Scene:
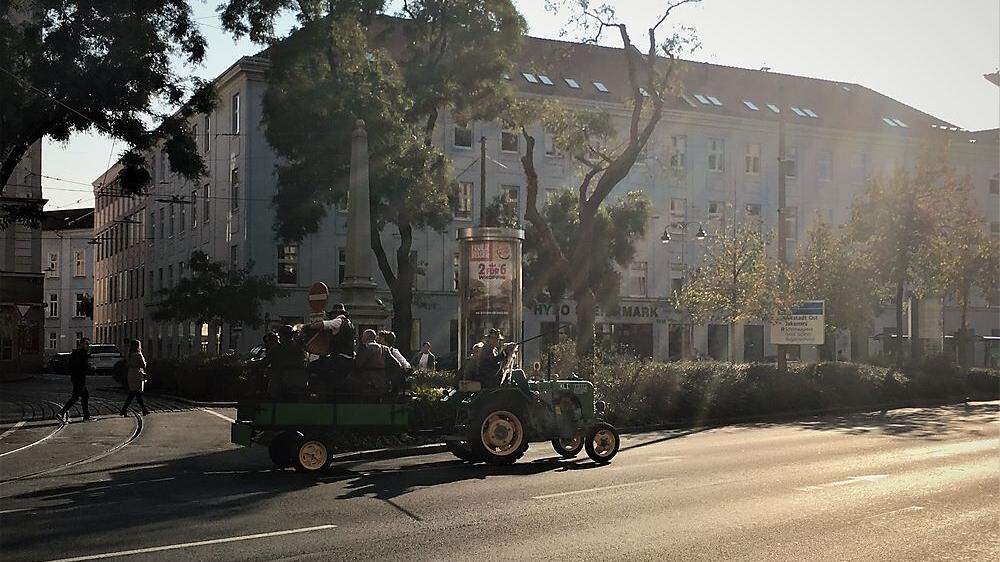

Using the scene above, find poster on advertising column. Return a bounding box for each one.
[770,300,825,345]
[468,240,513,312]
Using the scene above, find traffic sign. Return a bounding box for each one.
[307,282,329,313]
[771,300,825,345]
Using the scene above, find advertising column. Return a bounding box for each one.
[457,227,523,368]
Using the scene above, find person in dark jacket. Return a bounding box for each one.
[119,339,150,416]
[476,329,512,388]
[58,338,93,423]
[411,342,436,371]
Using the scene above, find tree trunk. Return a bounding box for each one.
[909,295,921,361]
[390,278,414,358]
[574,289,597,357]
[894,281,905,364]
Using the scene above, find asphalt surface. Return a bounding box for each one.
[0,375,997,561]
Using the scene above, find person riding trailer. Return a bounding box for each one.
[475,328,517,388]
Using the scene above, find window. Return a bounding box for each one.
[851,152,869,184]
[745,143,761,175]
[766,104,780,113]
[706,95,723,106]
[74,249,85,277]
[783,207,798,240]
[158,268,163,292]
[784,146,798,178]
[670,277,684,297]
[338,248,346,284]
[693,93,710,105]
[150,210,156,240]
[148,271,153,297]
[49,332,57,350]
[882,117,899,127]
[48,293,59,318]
[707,201,726,227]
[817,151,832,182]
[501,184,520,218]
[500,124,518,153]
[538,74,554,85]
[277,244,298,285]
[191,190,198,227]
[46,252,59,277]
[74,293,87,318]
[179,203,186,233]
[0,336,11,360]
[628,262,648,297]
[230,167,240,210]
[453,124,473,149]
[521,72,538,83]
[745,203,762,222]
[456,182,473,220]
[141,266,145,297]
[593,82,609,92]
[992,222,1000,235]
[669,198,687,222]
[76,332,84,347]
[203,114,210,152]
[158,208,165,242]
[564,78,580,88]
[168,265,173,289]
[638,87,650,97]
[160,150,167,178]
[202,184,210,219]
[452,253,460,291]
[231,93,240,134]
[803,108,819,118]
[891,118,908,128]
[178,261,185,280]
[168,204,175,237]
[707,138,725,172]
[670,136,686,170]
[989,174,998,194]
[790,106,807,117]
[743,100,760,111]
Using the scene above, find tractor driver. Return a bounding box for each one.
[476,328,514,388]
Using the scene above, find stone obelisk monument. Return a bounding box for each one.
[340,119,387,330]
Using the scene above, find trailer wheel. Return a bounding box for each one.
[292,437,330,473]
[268,432,296,468]
[551,431,584,458]
[584,422,620,464]
[446,440,480,462]
[469,408,528,465]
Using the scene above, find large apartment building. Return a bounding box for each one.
[41,208,95,355]
[92,31,1000,366]
[1,141,45,375]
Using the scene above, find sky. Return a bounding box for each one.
[39,0,1000,211]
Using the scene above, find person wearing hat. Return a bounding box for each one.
[476,328,512,388]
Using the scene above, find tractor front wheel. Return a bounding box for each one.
[551,431,584,458]
[469,408,529,465]
[584,423,620,464]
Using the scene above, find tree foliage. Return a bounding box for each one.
[1,0,216,224]
[221,1,525,355]
[512,1,699,354]
[151,251,285,328]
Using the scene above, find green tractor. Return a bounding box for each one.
[441,354,620,465]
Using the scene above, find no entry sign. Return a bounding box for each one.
[307,282,329,313]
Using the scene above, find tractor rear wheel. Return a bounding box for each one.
[446,440,480,462]
[551,431,584,458]
[268,431,296,468]
[468,408,529,465]
[584,423,620,464]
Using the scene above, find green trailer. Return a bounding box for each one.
[230,399,411,472]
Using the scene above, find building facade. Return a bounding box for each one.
[1,141,45,375]
[94,33,1000,366]
[41,208,94,355]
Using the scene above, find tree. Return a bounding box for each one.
[924,176,999,364]
[151,251,285,329]
[674,223,782,361]
[846,152,956,362]
[220,1,525,356]
[790,216,879,360]
[1,0,216,225]
[512,0,699,354]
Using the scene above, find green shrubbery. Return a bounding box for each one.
[539,343,998,427]
[146,354,248,401]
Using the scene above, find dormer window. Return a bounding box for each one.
[706,96,723,106]
[767,104,780,113]
[538,75,554,85]
[564,78,580,89]
[593,82,609,93]
[743,100,760,111]
[522,72,538,83]
[693,93,711,105]
[638,87,650,97]
[803,108,819,118]
[790,107,807,117]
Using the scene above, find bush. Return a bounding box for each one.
[145,354,247,401]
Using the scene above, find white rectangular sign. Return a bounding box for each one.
[770,301,825,345]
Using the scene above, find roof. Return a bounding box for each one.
[986,72,999,87]
[42,208,94,231]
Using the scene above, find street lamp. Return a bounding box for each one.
[695,226,707,240]
[660,228,671,244]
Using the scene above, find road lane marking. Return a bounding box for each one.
[199,408,235,423]
[533,477,674,499]
[0,421,26,442]
[42,524,338,562]
[796,474,888,492]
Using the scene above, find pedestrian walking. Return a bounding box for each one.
[119,339,150,416]
[58,338,93,423]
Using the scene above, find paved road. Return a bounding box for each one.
[0,376,997,561]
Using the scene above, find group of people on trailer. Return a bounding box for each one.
[255,303,415,400]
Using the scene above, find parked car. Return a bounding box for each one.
[46,352,72,374]
[88,344,125,378]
